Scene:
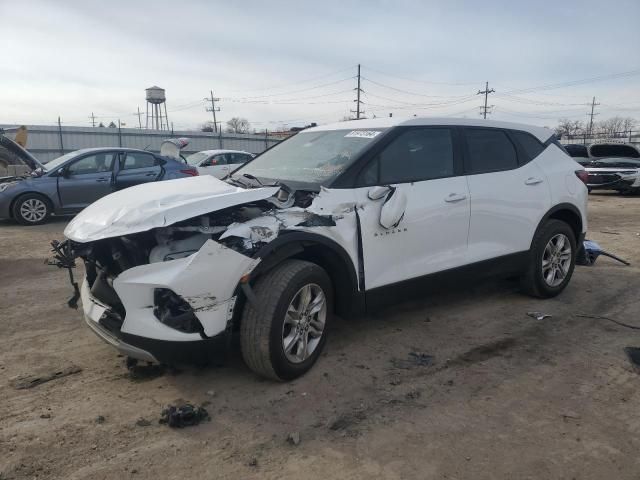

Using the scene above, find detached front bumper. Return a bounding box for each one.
[80,280,227,364]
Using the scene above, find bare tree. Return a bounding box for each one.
[554,118,584,138]
[622,117,637,134]
[200,121,215,132]
[226,117,251,134]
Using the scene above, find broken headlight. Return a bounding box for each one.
[153,288,204,335]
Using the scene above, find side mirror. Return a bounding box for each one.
[368,186,407,229]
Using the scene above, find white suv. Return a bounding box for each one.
[54,117,588,381]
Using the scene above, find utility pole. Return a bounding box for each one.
[205,90,221,132]
[351,64,364,120]
[477,81,495,119]
[89,112,96,127]
[57,116,64,155]
[136,107,143,129]
[587,96,600,138]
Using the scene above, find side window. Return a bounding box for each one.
[229,153,250,165]
[511,131,545,163]
[363,128,454,185]
[67,153,115,175]
[464,128,518,174]
[122,152,157,170]
[214,154,228,165]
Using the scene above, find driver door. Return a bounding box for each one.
[57,152,116,211]
[355,127,470,290]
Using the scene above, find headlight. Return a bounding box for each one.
[0,182,17,193]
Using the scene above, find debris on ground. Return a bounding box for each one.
[159,404,210,428]
[40,413,51,419]
[136,418,152,427]
[286,432,301,446]
[623,347,640,373]
[125,358,166,382]
[391,352,434,369]
[578,239,630,266]
[527,311,552,321]
[11,365,82,390]
[95,415,106,424]
[206,390,216,397]
[576,314,640,330]
[248,458,258,467]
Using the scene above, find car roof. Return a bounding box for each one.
[190,149,251,155]
[68,147,157,155]
[306,117,554,142]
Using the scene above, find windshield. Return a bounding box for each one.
[42,151,81,171]
[233,129,386,184]
[186,152,210,166]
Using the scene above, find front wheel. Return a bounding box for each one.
[521,219,577,298]
[12,193,51,225]
[240,259,333,381]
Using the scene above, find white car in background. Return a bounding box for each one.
[186,149,255,178]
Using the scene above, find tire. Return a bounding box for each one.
[520,219,577,298]
[12,193,51,225]
[240,259,333,381]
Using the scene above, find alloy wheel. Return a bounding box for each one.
[542,233,572,287]
[20,198,47,223]
[282,283,327,363]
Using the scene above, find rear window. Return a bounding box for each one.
[589,144,640,159]
[564,144,588,158]
[464,128,518,174]
[511,131,545,162]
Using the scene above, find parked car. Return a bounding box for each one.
[53,117,587,381]
[0,147,198,225]
[584,143,640,193]
[185,149,255,178]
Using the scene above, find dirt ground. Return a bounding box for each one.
[1,192,639,480]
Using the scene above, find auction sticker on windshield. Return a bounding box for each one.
[344,130,382,139]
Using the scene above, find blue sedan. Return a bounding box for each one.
[0,147,199,225]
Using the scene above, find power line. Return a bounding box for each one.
[477,82,495,119]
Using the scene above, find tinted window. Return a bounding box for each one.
[564,144,588,158]
[228,153,251,165]
[213,154,228,165]
[589,144,640,159]
[123,152,157,170]
[464,129,518,174]
[511,131,545,162]
[368,128,454,184]
[67,153,115,175]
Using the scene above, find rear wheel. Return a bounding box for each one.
[12,193,51,225]
[240,259,332,381]
[521,219,576,298]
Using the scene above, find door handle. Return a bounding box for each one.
[525,177,544,185]
[96,178,109,182]
[444,193,467,203]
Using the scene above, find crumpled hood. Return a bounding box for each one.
[65,176,279,242]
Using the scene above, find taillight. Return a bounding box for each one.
[575,170,589,184]
[180,168,199,177]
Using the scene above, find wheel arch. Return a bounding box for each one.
[531,203,583,249]
[9,191,55,219]
[247,231,362,318]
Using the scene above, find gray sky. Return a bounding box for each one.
[1,0,639,130]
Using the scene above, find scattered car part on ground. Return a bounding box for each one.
[159,404,210,428]
[51,117,588,381]
[185,149,255,178]
[526,311,552,320]
[623,347,640,373]
[0,146,199,225]
[578,239,630,266]
[10,365,82,390]
[575,314,640,330]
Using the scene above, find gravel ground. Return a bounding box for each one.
[1,192,639,480]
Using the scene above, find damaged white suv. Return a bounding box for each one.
[52,118,588,380]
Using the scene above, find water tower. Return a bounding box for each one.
[145,86,169,130]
